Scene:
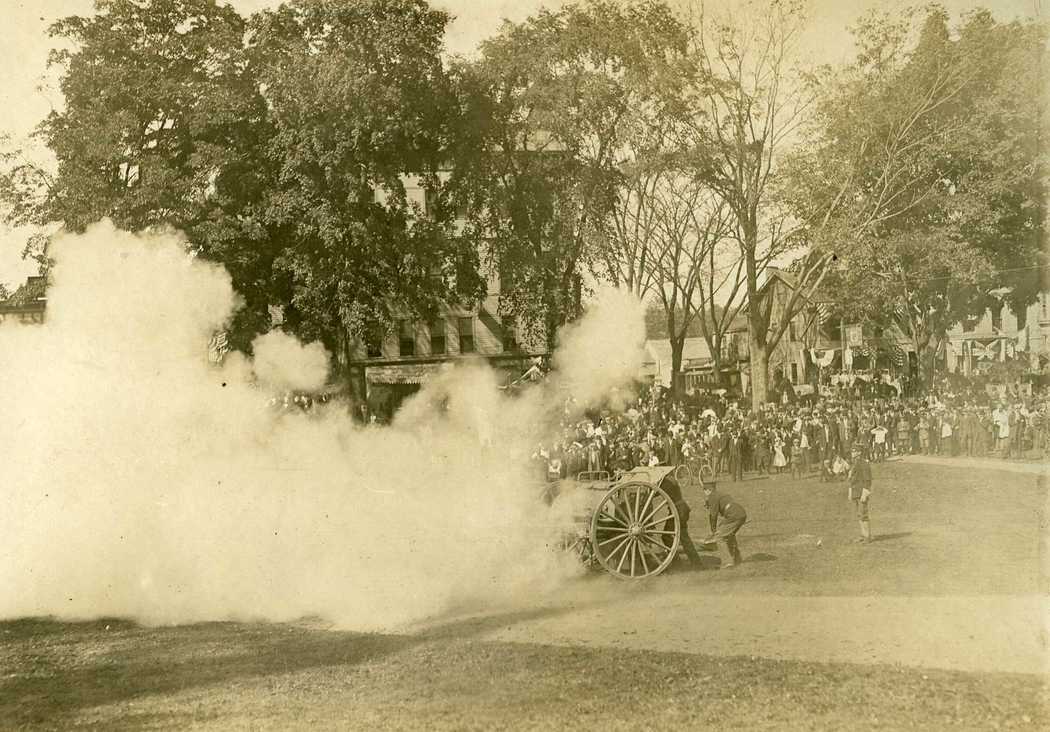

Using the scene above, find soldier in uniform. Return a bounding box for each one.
[654,472,703,568]
[702,480,748,569]
[848,444,873,543]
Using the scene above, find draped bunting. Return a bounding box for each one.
[809,348,837,368]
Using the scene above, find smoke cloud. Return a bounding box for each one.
[551,286,648,410]
[0,221,646,629]
[251,330,330,393]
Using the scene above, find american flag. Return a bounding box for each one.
[814,302,831,325]
[891,345,905,367]
[208,331,230,364]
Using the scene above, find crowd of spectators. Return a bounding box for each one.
[532,373,1050,484]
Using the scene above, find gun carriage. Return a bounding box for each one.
[554,466,698,580]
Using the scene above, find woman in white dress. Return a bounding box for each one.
[772,433,788,474]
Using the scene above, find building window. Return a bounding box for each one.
[789,321,796,341]
[430,319,446,355]
[790,363,798,384]
[502,325,518,353]
[1042,293,1047,319]
[365,333,382,359]
[991,307,1002,332]
[398,320,415,357]
[424,187,438,217]
[458,316,475,353]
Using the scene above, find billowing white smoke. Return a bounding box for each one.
[0,221,645,629]
[551,286,647,410]
[251,330,330,393]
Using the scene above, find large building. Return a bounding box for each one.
[724,268,914,394]
[944,294,1050,376]
[342,271,546,418]
[341,175,547,418]
[641,337,714,390]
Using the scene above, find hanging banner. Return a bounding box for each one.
[846,325,863,347]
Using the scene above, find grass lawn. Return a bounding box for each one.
[3,459,1046,729]
[673,458,1047,597]
[2,616,1045,730]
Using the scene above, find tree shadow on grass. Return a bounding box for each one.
[871,531,913,542]
[0,604,576,727]
[745,553,777,563]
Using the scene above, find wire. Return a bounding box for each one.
[867,262,1049,286]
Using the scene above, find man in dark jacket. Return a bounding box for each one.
[702,480,747,569]
[657,473,703,567]
[848,444,873,543]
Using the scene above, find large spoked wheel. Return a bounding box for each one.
[590,481,681,580]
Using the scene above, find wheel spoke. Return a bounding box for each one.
[605,534,632,562]
[596,529,630,547]
[630,540,637,577]
[637,542,650,574]
[638,499,669,526]
[616,538,632,573]
[611,500,631,525]
[640,513,676,530]
[639,534,672,556]
[632,487,641,525]
[636,490,656,529]
[643,529,678,536]
[597,508,627,528]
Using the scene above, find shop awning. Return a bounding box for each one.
[366,362,446,385]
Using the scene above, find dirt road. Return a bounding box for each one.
[469,586,1046,675]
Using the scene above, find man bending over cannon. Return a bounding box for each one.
[702,480,747,569]
[656,471,704,568]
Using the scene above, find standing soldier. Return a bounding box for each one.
[848,444,873,543]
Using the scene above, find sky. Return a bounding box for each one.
[0,0,1043,288]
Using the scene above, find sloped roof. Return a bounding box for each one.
[643,337,712,367]
[731,266,835,328]
[0,276,47,309]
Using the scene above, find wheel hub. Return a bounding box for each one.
[628,523,642,537]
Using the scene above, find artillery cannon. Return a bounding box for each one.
[557,466,696,580]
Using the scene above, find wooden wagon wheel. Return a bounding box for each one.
[590,480,681,580]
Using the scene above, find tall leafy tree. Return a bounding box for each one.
[941,11,1048,317]
[5,0,279,347]
[788,6,1047,386]
[248,0,485,358]
[461,0,692,350]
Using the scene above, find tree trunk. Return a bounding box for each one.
[710,351,723,386]
[919,345,937,390]
[912,330,934,392]
[741,217,768,411]
[670,335,685,401]
[751,342,770,411]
